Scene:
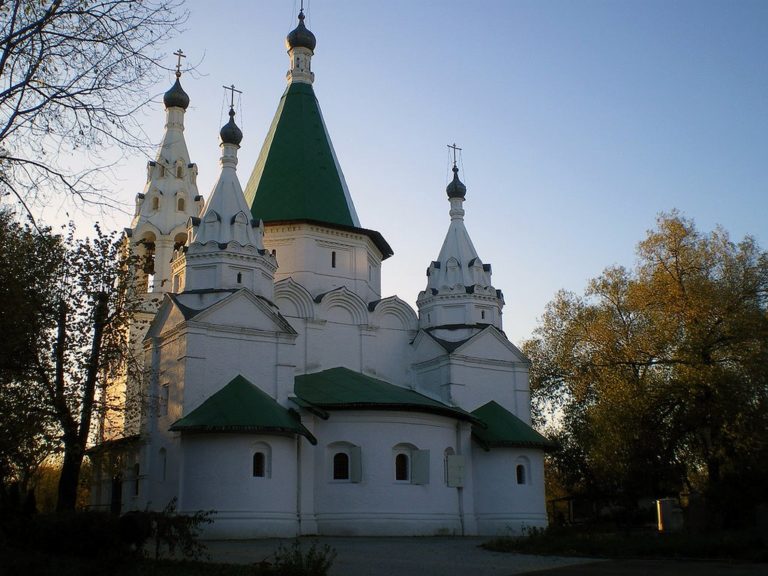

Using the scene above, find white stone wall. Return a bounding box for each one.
[179,433,299,538]
[265,223,382,303]
[310,411,469,536]
[472,447,547,535]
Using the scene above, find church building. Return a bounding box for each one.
[89,11,551,538]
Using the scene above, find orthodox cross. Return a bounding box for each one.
[223,84,243,110]
[173,49,186,76]
[447,142,462,167]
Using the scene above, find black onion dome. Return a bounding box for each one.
[163,76,190,110]
[220,109,243,146]
[286,10,316,51]
[446,165,467,199]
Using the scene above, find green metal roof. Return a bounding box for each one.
[244,82,358,228]
[170,375,316,443]
[471,401,555,450]
[294,367,476,422]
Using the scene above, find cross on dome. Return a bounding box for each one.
[173,48,186,78]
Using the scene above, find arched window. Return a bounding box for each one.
[516,464,526,485]
[237,272,242,284]
[176,165,183,178]
[253,452,266,477]
[159,165,166,178]
[394,443,430,485]
[151,196,159,211]
[395,453,409,481]
[251,443,272,478]
[333,452,349,480]
[177,198,185,211]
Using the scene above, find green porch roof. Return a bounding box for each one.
[294,367,476,422]
[170,375,316,443]
[471,401,555,450]
[244,82,358,228]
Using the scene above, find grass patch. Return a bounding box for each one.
[483,526,768,562]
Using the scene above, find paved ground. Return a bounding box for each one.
[203,537,599,575]
[202,537,768,576]
[523,558,768,576]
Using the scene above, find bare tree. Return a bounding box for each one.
[0,0,187,220]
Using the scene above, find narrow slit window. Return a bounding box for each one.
[331,251,336,268]
[516,464,526,485]
[481,310,486,320]
[176,165,183,178]
[253,452,266,477]
[237,272,242,284]
[177,198,185,211]
[395,453,409,481]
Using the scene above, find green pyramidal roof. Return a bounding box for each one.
[471,401,555,450]
[244,82,359,228]
[170,375,316,443]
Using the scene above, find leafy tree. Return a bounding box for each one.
[0,210,139,510]
[0,0,186,217]
[41,225,137,511]
[526,213,768,526]
[0,210,62,490]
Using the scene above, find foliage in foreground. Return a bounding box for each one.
[268,539,338,576]
[484,525,768,562]
[526,212,768,527]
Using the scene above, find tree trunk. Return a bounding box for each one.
[55,293,109,512]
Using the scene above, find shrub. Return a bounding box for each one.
[268,539,337,576]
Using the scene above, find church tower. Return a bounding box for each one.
[244,11,392,303]
[126,57,204,295]
[417,155,504,340]
[104,61,204,440]
[171,98,277,302]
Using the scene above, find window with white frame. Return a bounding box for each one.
[252,442,272,478]
[393,443,429,485]
[328,442,361,483]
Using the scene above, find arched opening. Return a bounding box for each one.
[177,198,185,211]
[151,196,159,211]
[516,464,526,485]
[333,452,349,480]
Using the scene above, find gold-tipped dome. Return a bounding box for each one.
[286,10,316,51]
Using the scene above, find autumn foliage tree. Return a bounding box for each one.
[526,213,768,526]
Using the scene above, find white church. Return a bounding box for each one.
[89,11,551,538]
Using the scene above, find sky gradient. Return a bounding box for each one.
[40,0,768,346]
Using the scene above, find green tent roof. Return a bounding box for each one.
[244,82,358,228]
[170,375,316,443]
[471,401,555,450]
[294,367,476,422]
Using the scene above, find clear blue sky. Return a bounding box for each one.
[42,0,768,346]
